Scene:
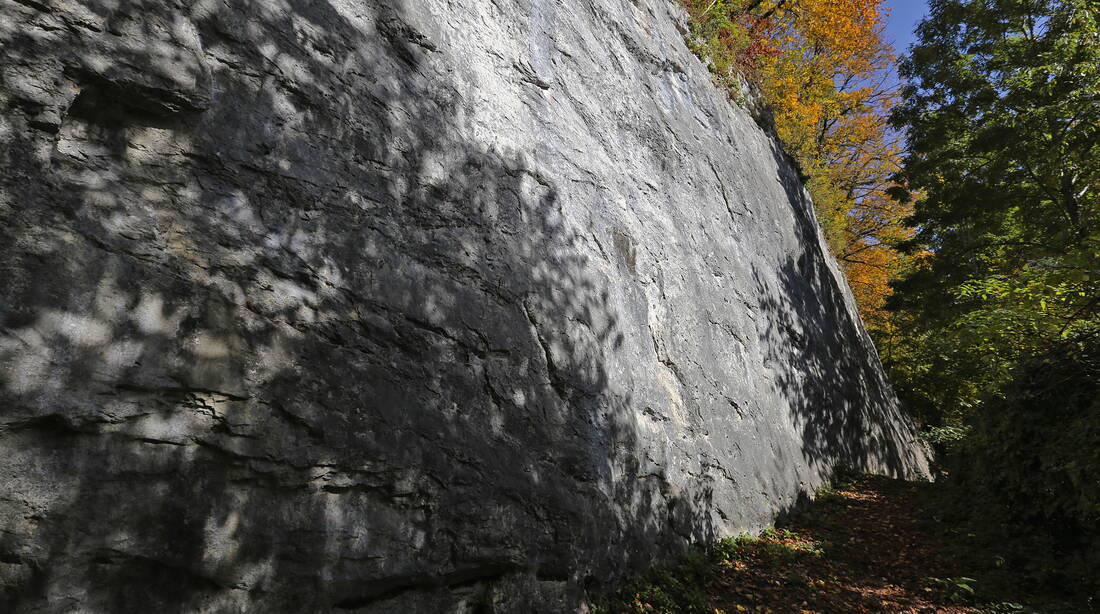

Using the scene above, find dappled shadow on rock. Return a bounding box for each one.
[0,1,709,612]
[0,0,927,612]
[756,142,929,482]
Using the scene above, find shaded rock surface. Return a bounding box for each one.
[0,0,929,611]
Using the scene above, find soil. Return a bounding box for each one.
[702,476,1052,614]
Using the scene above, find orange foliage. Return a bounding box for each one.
[706,0,914,332]
[680,0,915,333]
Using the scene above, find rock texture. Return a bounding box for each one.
[0,0,929,611]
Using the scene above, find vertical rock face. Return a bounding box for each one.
[0,0,929,611]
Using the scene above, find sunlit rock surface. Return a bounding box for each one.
[0,0,929,611]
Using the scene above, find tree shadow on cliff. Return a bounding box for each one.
[0,1,716,612]
[751,144,927,484]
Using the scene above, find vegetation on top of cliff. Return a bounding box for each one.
[680,0,915,336]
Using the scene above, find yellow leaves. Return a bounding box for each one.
[680,0,912,331]
[747,0,910,333]
[845,241,904,332]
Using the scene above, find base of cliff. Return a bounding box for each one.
[598,475,1089,614]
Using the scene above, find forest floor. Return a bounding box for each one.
[602,475,1086,614]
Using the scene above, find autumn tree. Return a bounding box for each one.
[681,0,917,336]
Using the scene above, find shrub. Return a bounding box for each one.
[943,332,1100,601]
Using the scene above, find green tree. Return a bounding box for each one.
[887,0,1100,420]
[888,1,1100,598]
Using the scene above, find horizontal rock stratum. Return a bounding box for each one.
[0,0,929,611]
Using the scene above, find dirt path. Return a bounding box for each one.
[705,476,982,614]
[604,476,1086,613]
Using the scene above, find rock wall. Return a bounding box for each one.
[0,0,929,611]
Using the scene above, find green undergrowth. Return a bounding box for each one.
[931,335,1100,609]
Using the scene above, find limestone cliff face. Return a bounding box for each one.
[0,0,929,611]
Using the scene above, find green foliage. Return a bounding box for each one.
[884,1,1100,602]
[886,0,1100,422]
[941,334,1100,601]
[758,527,795,540]
[681,0,765,92]
[598,529,826,613]
[718,530,825,565]
[927,575,978,604]
[812,486,849,506]
[595,549,715,614]
[919,424,970,448]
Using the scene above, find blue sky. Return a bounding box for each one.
[884,0,930,55]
